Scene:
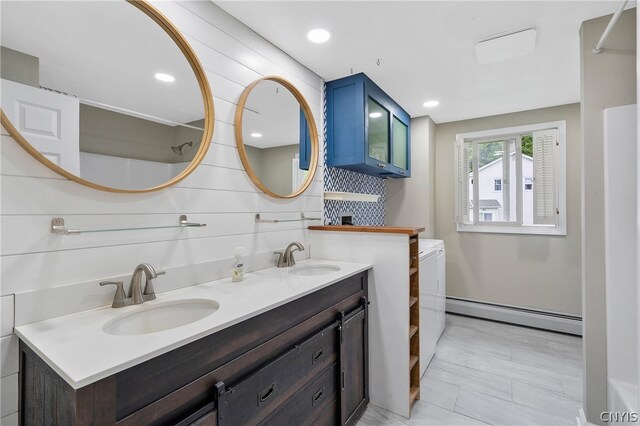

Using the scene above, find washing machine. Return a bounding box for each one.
[418,239,446,377]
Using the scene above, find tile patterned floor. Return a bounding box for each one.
[357,314,583,426]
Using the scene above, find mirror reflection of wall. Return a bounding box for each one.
[244,144,307,196]
[241,80,310,197]
[0,1,208,191]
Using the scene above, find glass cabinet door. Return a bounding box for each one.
[392,116,408,170]
[367,97,390,163]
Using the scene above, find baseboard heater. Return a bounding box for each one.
[446,297,582,336]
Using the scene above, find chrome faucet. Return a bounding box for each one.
[100,263,165,308]
[275,242,305,268]
[129,263,165,304]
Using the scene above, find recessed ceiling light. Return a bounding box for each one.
[369,112,382,118]
[251,133,263,138]
[423,100,440,108]
[307,28,331,43]
[154,73,175,83]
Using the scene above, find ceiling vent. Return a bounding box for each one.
[475,28,537,65]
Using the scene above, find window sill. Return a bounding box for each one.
[456,224,566,236]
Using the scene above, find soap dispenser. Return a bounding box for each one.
[231,247,245,283]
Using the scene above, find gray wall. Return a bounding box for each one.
[580,8,636,424]
[261,144,297,196]
[387,115,436,238]
[79,104,203,163]
[0,46,39,87]
[434,103,582,315]
[172,118,205,163]
[244,145,264,180]
[244,144,298,196]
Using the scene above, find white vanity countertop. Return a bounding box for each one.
[15,259,371,389]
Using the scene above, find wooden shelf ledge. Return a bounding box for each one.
[409,386,420,405]
[409,325,418,339]
[409,355,419,370]
[308,225,425,236]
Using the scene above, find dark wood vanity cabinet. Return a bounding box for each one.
[19,271,369,426]
[340,308,368,426]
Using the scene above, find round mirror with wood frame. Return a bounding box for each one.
[0,0,214,193]
[235,76,318,199]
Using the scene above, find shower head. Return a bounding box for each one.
[171,141,194,156]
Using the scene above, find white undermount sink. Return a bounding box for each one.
[288,264,341,276]
[102,299,219,336]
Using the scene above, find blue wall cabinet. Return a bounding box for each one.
[326,73,410,178]
[299,108,311,170]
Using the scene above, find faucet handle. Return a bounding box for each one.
[156,270,166,276]
[100,281,131,308]
[274,250,286,268]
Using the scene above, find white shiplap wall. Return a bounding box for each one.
[0,2,323,423]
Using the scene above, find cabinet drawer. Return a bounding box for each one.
[222,322,338,425]
[262,363,338,426]
[311,400,339,426]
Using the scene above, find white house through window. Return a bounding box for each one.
[524,177,533,191]
[454,121,566,235]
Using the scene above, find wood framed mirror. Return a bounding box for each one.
[235,76,318,199]
[0,0,214,193]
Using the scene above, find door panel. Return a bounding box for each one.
[1,78,80,174]
[340,304,368,425]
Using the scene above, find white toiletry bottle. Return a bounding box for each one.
[231,247,245,283]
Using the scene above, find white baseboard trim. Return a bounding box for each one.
[446,297,582,336]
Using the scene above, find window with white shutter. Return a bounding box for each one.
[454,121,566,235]
[532,129,558,225]
[455,141,471,224]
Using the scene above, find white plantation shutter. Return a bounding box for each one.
[532,129,558,225]
[455,141,470,224]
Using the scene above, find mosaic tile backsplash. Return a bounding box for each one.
[323,84,387,226]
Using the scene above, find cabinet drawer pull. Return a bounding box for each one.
[377,163,387,168]
[312,387,325,406]
[257,383,275,406]
[312,348,324,364]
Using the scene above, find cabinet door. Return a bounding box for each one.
[392,116,409,174]
[366,97,391,168]
[340,304,368,425]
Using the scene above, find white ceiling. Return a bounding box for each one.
[217,1,634,123]
[1,1,203,125]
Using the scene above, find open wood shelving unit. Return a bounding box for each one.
[307,225,427,417]
[409,234,420,409]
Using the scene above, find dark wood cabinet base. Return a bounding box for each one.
[19,271,369,425]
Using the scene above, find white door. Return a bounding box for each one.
[1,78,80,175]
[419,251,438,377]
[436,249,446,339]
